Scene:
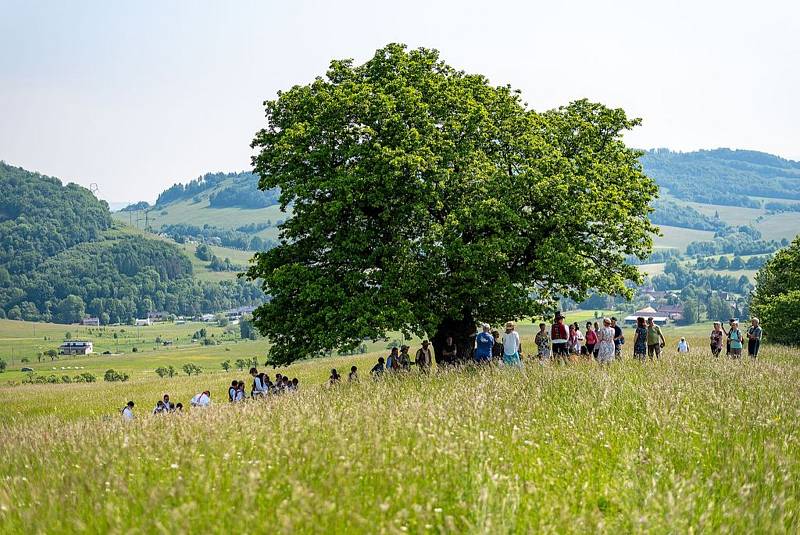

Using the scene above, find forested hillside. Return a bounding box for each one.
[641,148,800,207]
[155,171,279,209]
[0,163,262,324]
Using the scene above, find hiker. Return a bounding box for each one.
[251,368,268,397]
[291,378,299,391]
[722,318,736,356]
[551,312,569,361]
[611,317,624,359]
[191,390,211,407]
[747,318,763,358]
[162,394,174,411]
[646,317,665,359]
[568,324,577,354]
[474,323,494,363]
[710,322,724,357]
[329,369,341,385]
[228,380,238,402]
[535,323,551,360]
[121,401,135,420]
[633,317,648,360]
[441,336,458,366]
[370,357,385,377]
[348,366,358,382]
[282,376,292,391]
[502,321,522,366]
[677,337,690,353]
[153,400,166,414]
[728,320,744,358]
[415,340,433,370]
[386,347,400,371]
[573,323,584,355]
[596,318,616,364]
[398,346,412,369]
[585,322,598,358]
[491,330,504,361]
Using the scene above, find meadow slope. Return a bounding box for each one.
[1,345,799,533]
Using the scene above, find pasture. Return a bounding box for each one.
[0,339,798,533]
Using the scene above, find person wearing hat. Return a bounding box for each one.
[502,321,522,366]
[551,313,569,362]
[415,340,433,371]
[474,323,494,363]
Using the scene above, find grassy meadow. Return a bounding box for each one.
[1,339,799,533]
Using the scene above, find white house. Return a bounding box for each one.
[59,341,94,355]
[134,318,152,327]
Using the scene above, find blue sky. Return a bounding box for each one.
[1,0,798,202]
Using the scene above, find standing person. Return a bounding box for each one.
[611,317,624,359]
[441,336,458,366]
[550,313,569,362]
[596,318,616,364]
[474,324,494,364]
[398,346,412,369]
[121,401,135,420]
[370,357,385,377]
[251,368,267,397]
[646,317,666,360]
[585,322,597,359]
[747,318,763,358]
[568,324,577,354]
[502,321,522,366]
[386,347,400,371]
[710,322,724,357]
[415,340,433,371]
[728,321,744,359]
[633,317,648,360]
[677,337,690,354]
[535,323,551,361]
[190,390,211,407]
[721,318,736,356]
[573,323,584,355]
[348,366,359,382]
[228,380,238,402]
[491,330,504,362]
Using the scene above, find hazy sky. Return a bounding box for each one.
[2,0,799,203]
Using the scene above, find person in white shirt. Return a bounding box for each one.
[190,390,211,407]
[250,368,267,397]
[121,401,135,420]
[677,337,690,353]
[502,321,522,366]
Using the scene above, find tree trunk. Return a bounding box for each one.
[431,314,476,366]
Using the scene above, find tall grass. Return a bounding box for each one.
[1,343,799,533]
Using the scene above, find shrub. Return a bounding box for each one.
[182,363,202,376]
[0,358,6,373]
[104,369,129,382]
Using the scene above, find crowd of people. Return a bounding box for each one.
[121,314,765,419]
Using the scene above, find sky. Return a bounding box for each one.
[1,0,799,204]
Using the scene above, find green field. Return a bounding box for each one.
[112,196,286,242]
[652,225,715,252]
[0,330,798,532]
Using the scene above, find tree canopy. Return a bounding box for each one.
[247,44,659,365]
[751,235,800,345]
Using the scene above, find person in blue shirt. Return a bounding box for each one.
[474,323,494,363]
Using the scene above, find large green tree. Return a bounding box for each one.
[247,44,658,365]
[750,235,800,345]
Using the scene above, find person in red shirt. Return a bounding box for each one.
[551,312,569,363]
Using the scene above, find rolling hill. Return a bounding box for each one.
[0,162,263,324]
[116,149,800,256]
